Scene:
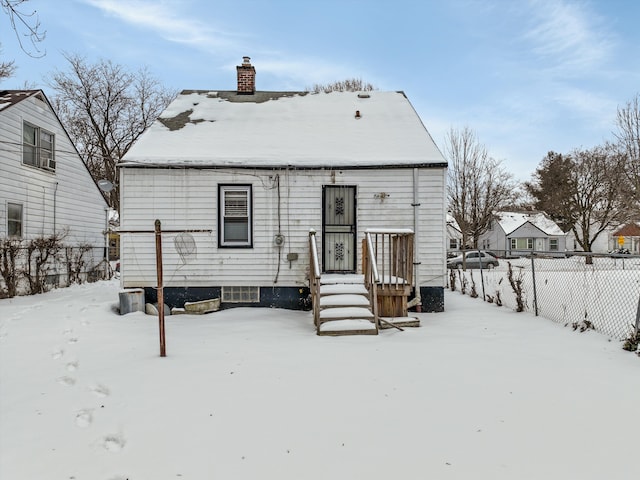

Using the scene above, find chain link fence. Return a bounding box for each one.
[448,251,640,341]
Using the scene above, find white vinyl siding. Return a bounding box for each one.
[119,167,446,289]
[0,92,106,253]
[220,185,252,246]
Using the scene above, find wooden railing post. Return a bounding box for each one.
[308,230,321,331]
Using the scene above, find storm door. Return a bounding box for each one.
[322,185,356,273]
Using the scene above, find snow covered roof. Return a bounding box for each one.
[613,222,640,237]
[120,90,446,169]
[496,211,565,236]
[0,90,43,112]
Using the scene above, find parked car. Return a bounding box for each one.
[447,251,499,269]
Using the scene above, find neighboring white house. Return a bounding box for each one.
[446,213,463,255]
[479,211,566,256]
[565,223,619,254]
[118,58,448,312]
[0,90,108,290]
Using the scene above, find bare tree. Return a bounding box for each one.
[446,126,516,254]
[527,146,628,257]
[306,78,376,93]
[613,93,640,207]
[0,48,15,79]
[49,53,176,212]
[1,0,45,57]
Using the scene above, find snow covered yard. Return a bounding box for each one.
[1,280,638,480]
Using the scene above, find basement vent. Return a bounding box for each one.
[222,286,260,303]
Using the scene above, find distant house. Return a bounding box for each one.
[565,223,619,254]
[612,222,640,254]
[0,90,108,291]
[446,213,463,254]
[479,211,566,256]
[118,58,448,314]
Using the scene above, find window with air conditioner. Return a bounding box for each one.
[23,122,55,171]
[219,185,252,247]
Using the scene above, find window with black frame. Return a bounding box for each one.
[219,185,252,247]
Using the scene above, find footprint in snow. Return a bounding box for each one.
[67,337,79,344]
[89,384,110,397]
[52,347,64,360]
[66,361,79,372]
[75,409,92,428]
[102,434,125,452]
[57,376,76,387]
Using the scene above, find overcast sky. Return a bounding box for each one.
[2,0,639,180]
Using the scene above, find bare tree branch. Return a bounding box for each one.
[0,53,16,79]
[446,126,516,251]
[306,78,376,93]
[1,0,46,57]
[49,53,176,212]
[527,146,628,256]
[613,93,640,207]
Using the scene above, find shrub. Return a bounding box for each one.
[0,238,21,298]
[507,262,525,312]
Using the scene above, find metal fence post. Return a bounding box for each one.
[478,248,486,301]
[635,293,640,338]
[531,253,538,316]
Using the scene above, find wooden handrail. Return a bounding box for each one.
[308,230,321,331]
[365,232,380,284]
[309,229,321,280]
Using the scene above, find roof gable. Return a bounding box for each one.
[613,222,640,237]
[121,90,446,168]
[496,211,565,236]
[0,90,45,112]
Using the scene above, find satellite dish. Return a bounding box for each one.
[97,179,115,192]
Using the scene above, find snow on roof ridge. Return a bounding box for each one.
[496,211,564,235]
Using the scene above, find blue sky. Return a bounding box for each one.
[2,0,639,180]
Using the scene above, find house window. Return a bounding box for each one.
[23,122,55,171]
[449,238,458,249]
[222,286,260,303]
[510,238,533,250]
[219,185,252,247]
[549,238,558,251]
[7,203,23,238]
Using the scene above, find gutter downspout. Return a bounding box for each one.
[407,168,422,311]
[53,181,58,234]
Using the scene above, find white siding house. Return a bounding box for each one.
[479,211,566,256]
[119,59,448,311]
[0,90,108,290]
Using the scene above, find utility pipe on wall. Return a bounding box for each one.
[53,181,58,234]
[408,168,421,311]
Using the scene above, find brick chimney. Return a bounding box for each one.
[236,56,256,94]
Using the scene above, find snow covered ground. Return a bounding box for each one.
[1,279,638,480]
